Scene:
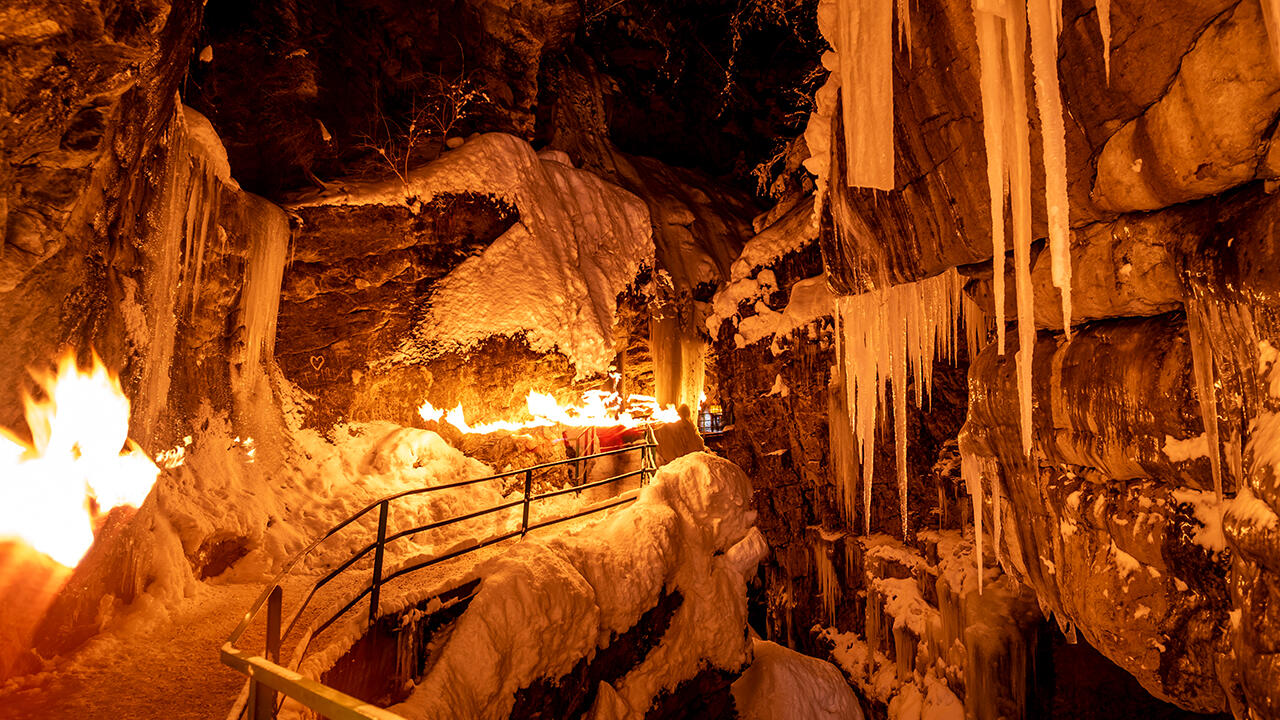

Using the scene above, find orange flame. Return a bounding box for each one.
[419,390,680,435]
[0,353,159,567]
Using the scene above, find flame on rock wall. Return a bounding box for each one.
[0,354,159,567]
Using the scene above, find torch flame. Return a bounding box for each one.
[419,389,681,435]
[0,352,159,567]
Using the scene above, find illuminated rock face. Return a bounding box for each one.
[797,0,1280,714]
[7,0,1280,716]
[961,317,1233,710]
[0,0,203,430]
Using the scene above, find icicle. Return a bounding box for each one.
[992,469,1003,564]
[909,289,924,407]
[239,206,291,395]
[1185,299,1224,501]
[896,0,913,60]
[829,315,860,525]
[1261,0,1280,70]
[835,0,895,189]
[837,269,965,536]
[963,294,988,358]
[962,451,985,595]
[813,539,841,626]
[973,6,1009,354]
[1005,0,1037,458]
[973,0,1071,455]
[890,291,909,540]
[1027,0,1073,338]
[1096,0,1112,82]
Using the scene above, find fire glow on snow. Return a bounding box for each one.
[418,389,680,435]
[0,353,159,567]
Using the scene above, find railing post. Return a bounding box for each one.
[641,426,658,484]
[250,585,282,719]
[368,500,389,628]
[521,469,533,536]
[267,585,282,663]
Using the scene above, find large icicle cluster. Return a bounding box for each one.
[972,0,1036,457]
[970,0,1120,454]
[835,269,965,539]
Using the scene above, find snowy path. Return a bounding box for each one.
[0,507,621,720]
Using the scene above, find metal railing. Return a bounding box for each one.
[221,429,659,720]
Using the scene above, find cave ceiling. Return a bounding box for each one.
[184,0,823,199]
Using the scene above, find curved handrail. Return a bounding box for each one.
[222,428,659,720]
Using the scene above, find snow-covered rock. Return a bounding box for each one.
[388,452,763,719]
[290,132,654,380]
[731,639,864,720]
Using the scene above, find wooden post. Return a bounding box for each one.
[368,501,389,628]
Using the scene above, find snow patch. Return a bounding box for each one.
[293,133,653,378]
[1225,486,1279,532]
[765,374,790,398]
[388,453,761,720]
[181,106,240,191]
[1171,487,1226,552]
[732,639,864,720]
[729,198,818,281]
[1163,433,1209,462]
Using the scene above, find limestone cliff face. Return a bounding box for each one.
[0,0,202,432]
[798,0,1280,715]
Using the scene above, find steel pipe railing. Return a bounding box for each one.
[222,427,660,720]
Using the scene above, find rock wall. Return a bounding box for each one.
[799,0,1280,716]
[0,0,202,432]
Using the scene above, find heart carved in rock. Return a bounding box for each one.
[310,355,325,371]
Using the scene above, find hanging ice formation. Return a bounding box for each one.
[1096,0,1112,81]
[973,7,1008,355]
[813,539,841,626]
[1185,295,1225,501]
[1027,0,1072,340]
[960,450,1002,594]
[835,269,966,539]
[971,0,1035,456]
[835,0,896,190]
[1261,0,1280,69]
[962,294,990,358]
[829,341,861,524]
[970,0,1114,455]
[239,205,291,398]
[896,0,913,59]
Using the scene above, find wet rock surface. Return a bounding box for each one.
[0,0,203,430]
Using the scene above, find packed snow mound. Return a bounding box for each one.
[389,453,764,720]
[735,274,836,349]
[293,133,654,378]
[729,196,817,282]
[181,105,240,191]
[731,639,865,720]
[161,416,502,582]
[709,271,835,351]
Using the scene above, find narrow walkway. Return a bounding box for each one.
[0,508,622,720]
